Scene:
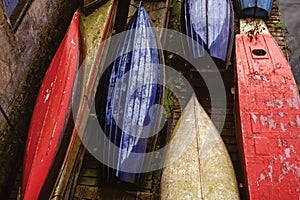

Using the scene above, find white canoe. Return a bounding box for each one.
[161,94,239,200]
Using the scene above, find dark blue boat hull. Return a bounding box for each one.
[2,0,18,17]
[181,0,234,67]
[96,3,164,185]
[235,0,274,18]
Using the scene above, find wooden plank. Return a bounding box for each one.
[221,128,237,137]
[113,0,130,33]
[74,187,155,200]
[79,168,100,178]
[74,185,100,199]
[77,177,100,186]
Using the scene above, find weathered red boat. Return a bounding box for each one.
[235,34,300,199]
[21,11,81,200]
[51,1,118,199]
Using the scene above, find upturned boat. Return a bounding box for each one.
[50,1,118,199]
[181,0,234,68]
[235,33,300,199]
[95,2,165,185]
[235,0,274,18]
[22,11,81,200]
[161,94,239,200]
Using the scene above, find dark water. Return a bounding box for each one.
[279,0,300,84]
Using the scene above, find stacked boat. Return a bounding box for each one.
[21,0,119,199]
[181,0,234,68]
[161,95,240,199]
[21,0,300,199]
[160,0,239,199]
[51,1,118,199]
[235,0,274,18]
[21,0,168,198]
[21,12,82,200]
[234,0,300,199]
[95,2,165,185]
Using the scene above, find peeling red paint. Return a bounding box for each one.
[22,12,80,200]
[236,34,300,199]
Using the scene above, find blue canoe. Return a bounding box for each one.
[235,0,274,18]
[182,0,234,68]
[96,3,164,185]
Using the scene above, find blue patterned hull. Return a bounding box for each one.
[96,3,164,185]
[235,0,274,18]
[182,0,234,67]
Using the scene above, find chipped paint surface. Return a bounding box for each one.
[22,12,80,200]
[236,34,300,199]
[251,113,258,123]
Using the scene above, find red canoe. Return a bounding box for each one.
[22,11,81,200]
[235,34,300,199]
[51,1,118,198]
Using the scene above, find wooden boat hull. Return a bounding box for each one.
[181,0,234,67]
[235,0,274,18]
[21,11,81,200]
[235,34,300,199]
[50,1,118,199]
[95,2,164,184]
[161,95,239,199]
